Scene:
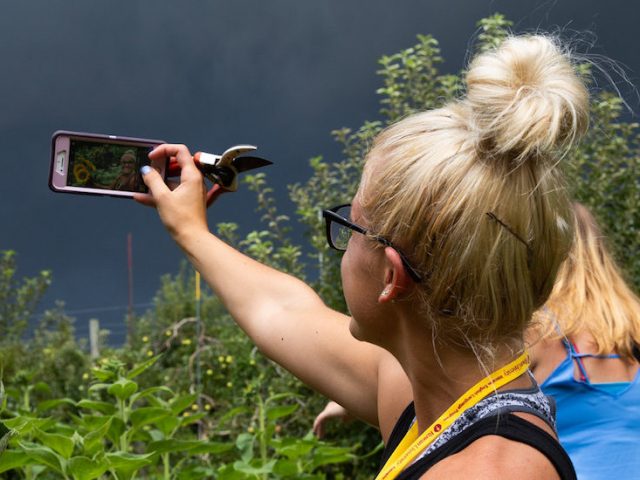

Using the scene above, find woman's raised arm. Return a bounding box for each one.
[135,143,389,427]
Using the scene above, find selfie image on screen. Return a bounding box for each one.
[67,140,151,193]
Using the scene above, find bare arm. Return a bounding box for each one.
[136,144,385,425]
[313,401,353,438]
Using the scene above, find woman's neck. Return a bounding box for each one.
[395,327,530,433]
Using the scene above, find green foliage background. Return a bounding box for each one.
[1,13,638,479]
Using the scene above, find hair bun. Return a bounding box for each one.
[465,35,589,163]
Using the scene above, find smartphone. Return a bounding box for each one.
[49,130,166,198]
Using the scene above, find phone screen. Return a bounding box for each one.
[67,139,153,193]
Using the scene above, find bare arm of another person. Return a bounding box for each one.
[313,401,352,439]
[135,144,394,427]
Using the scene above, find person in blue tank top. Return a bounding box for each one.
[529,203,640,480]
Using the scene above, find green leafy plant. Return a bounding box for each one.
[0,356,227,479]
[214,392,355,479]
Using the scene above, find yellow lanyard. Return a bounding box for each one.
[376,352,530,480]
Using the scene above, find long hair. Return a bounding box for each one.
[536,203,640,361]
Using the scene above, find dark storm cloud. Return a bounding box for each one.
[1,0,638,343]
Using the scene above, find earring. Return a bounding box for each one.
[381,287,391,296]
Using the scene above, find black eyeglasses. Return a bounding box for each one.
[321,204,423,283]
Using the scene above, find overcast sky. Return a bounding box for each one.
[2,0,638,344]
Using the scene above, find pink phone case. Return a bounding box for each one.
[49,130,166,198]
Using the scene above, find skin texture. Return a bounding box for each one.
[137,144,561,479]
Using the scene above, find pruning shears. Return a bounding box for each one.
[167,144,272,195]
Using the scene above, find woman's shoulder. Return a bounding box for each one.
[403,410,573,480]
[423,432,561,479]
[529,335,568,384]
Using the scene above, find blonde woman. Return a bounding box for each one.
[314,204,640,478]
[138,35,589,479]
[529,203,640,480]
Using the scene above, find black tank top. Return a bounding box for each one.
[379,401,576,480]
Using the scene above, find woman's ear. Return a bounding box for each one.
[378,247,412,303]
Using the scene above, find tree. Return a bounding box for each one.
[565,89,640,287]
[0,250,52,343]
[290,13,640,296]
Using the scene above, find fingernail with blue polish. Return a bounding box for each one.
[140,165,152,175]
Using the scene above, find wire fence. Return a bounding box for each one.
[30,301,156,346]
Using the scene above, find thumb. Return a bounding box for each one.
[140,165,169,196]
[134,165,169,207]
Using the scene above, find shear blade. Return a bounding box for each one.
[219,145,257,166]
[231,155,272,173]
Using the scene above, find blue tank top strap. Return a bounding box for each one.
[548,312,623,382]
[559,334,621,385]
[572,352,621,359]
[557,337,588,382]
[545,307,563,336]
[570,345,589,383]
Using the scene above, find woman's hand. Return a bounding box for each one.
[134,144,209,242]
[313,401,352,439]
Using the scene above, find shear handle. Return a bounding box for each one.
[166,152,211,177]
[164,153,236,207]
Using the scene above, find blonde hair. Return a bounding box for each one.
[536,203,640,361]
[358,35,589,356]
